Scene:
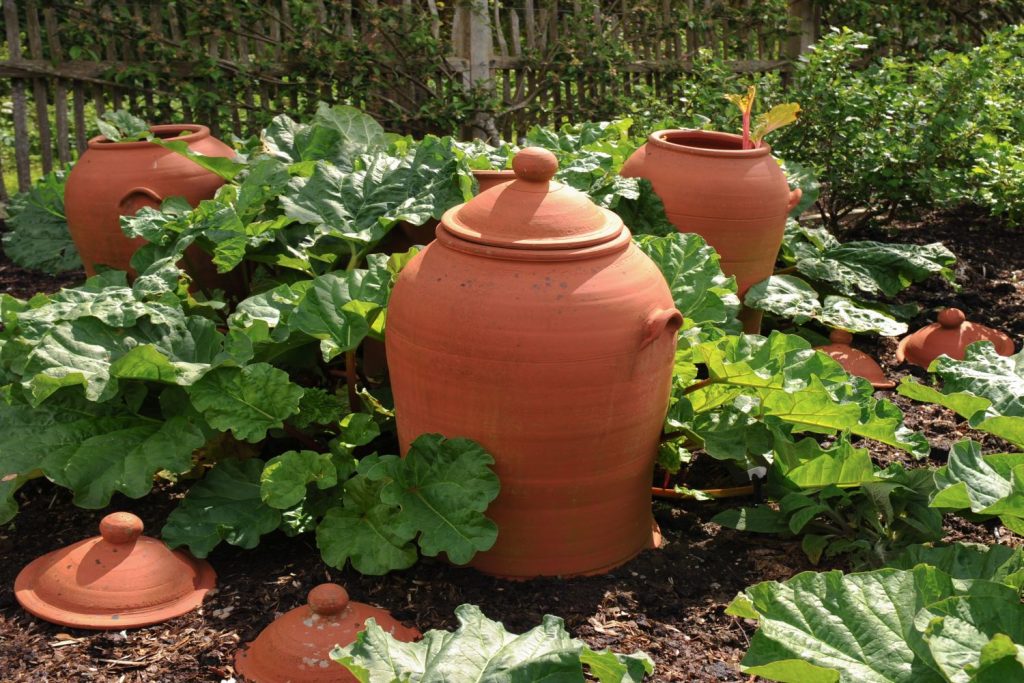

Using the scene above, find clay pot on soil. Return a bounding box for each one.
[64,124,236,287]
[387,147,681,579]
[621,129,802,333]
[816,330,894,389]
[896,307,1015,368]
[14,512,216,630]
[234,583,419,683]
[473,168,516,193]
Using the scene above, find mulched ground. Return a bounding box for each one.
[0,206,1021,682]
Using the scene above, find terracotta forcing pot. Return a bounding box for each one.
[64,124,235,277]
[386,147,681,579]
[621,129,801,333]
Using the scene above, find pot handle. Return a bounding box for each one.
[641,307,684,349]
[118,186,163,215]
[786,187,803,213]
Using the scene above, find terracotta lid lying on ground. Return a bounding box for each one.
[234,583,420,683]
[14,512,216,630]
[817,330,895,389]
[896,307,1015,369]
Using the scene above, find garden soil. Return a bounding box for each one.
[1,207,1022,682]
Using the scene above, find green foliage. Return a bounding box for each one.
[331,604,654,683]
[715,460,943,567]
[746,220,956,335]
[930,440,1024,535]
[728,564,1024,683]
[772,27,1024,227]
[889,542,1024,589]
[96,110,150,142]
[898,343,1024,449]
[2,167,80,274]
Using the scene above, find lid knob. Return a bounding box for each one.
[308,583,350,616]
[829,330,854,345]
[938,308,966,329]
[512,147,558,183]
[99,512,144,544]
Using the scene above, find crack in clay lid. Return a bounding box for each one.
[234,583,420,682]
[14,512,216,630]
[896,307,1015,369]
[441,147,625,250]
[817,329,894,389]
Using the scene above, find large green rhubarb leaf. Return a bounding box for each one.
[188,363,304,442]
[634,232,741,337]
[930,440,1024,534]
[891,542,1024,590]
[260,449,338,509]
[370,434,500,563]
[796,240,956,298]
[727,566,955,682]
[162,458,281,557]
[0,391,205,518]
[316,472,418,575]
[745,275,907,335]
[685,332,928,457]
[928,343,1024,417]
[331,604,654,683]
[731,565,1024,683]
[2,167,81,274]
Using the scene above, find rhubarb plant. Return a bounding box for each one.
[331,604,654,682]
[746,219,956,335]
[724,85,800,149]
[729,563,1024,683]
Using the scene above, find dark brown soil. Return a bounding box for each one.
[0,207,1020,682]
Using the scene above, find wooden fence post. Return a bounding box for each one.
[785,0,817,59]
[4,0,33,192]
[453,0,495,140]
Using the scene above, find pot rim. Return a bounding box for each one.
[648,129,772,158]
[87,123,210,150]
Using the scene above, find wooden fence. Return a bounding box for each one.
[1,0,815,201]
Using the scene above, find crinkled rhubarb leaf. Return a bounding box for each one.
[260,450,338,509]
[316,472,418,575]
[162,458,281,557]
[891,543,1024,590]
[930,440,1024,533]
[370,434,500,564]
[2,167,80,274]
[634,232,741,336]
[188,363,304,442]
[331,603,654,682]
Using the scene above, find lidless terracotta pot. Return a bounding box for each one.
[473,168,516,193]
[65,124,234,278]
[15,512,215,630]
[387,147,681,579]
[621,129,801,333]
[235,583,419,683]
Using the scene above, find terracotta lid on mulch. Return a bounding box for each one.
[234,583,420,683]
[14,512,216,630]
[817,330,894,389]
[442,147,625,251]
[896,307,1015,369]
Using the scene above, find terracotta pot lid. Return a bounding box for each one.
[14,512,216,630]
[896,308,1015,369]
[817,330,894,389]
[235,583,420,683]
[442,147,625,251]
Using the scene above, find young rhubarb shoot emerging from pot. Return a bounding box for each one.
[725,86,800,149]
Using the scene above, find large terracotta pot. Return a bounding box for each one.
[621,129,802,333]
[65,124,234,277]
[386,148,682,578]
